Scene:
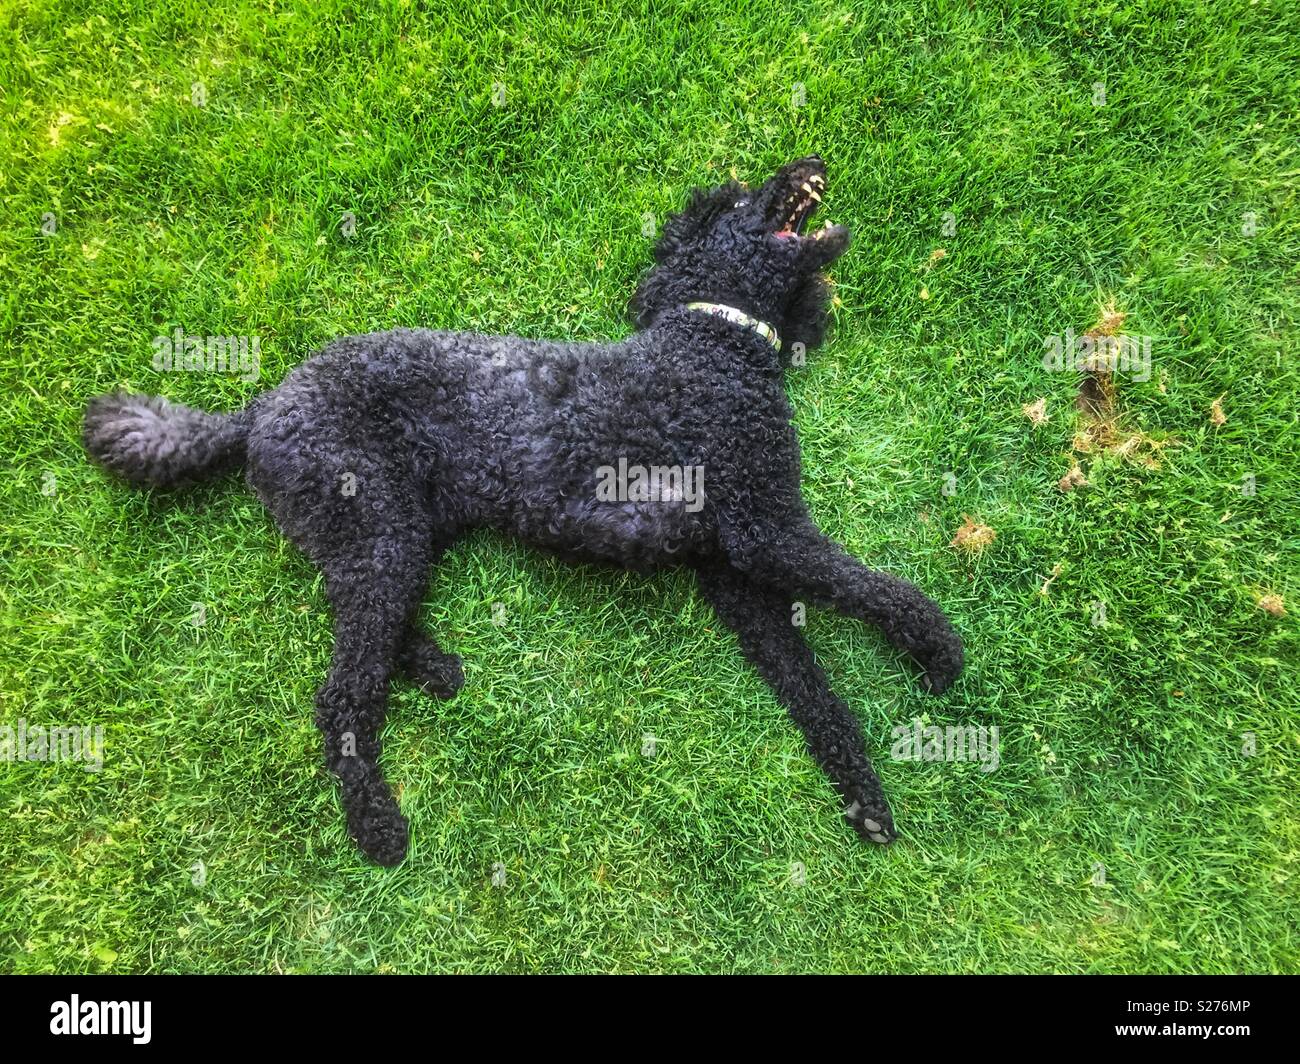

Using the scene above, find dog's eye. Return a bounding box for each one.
[733,199,749,209]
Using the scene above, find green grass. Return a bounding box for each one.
[2,0,1298,973]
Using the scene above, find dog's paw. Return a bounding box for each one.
[919,662,958,696]
[842,791,897,846]
[349,799,409,866]
[883,597,964,696]
[411,654,464,701]
[915,629,963,696]
[399,639,465,700]
[337,764,410,866]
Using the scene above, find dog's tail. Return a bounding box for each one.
[82,392,250,489]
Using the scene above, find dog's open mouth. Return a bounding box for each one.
[773,165,837,241]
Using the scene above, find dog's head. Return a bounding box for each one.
[630,156,850,353]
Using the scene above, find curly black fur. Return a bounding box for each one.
[83,156,962,865]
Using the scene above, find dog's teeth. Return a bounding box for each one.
[809,190,822,202]
[801,182,813,193]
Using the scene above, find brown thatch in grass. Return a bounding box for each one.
[1058,465,1088,492]
[1072,302,1170,469]
[1256,593,1286,618]
[1038,562,1064,597]
[1022,397,1050,426]
[950,514,996,553]
[1210,395,1227,427]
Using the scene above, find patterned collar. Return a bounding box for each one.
[684,302,781,351]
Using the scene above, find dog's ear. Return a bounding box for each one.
[651,182,744,262]
[631,181,745,328]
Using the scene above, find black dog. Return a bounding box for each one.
[84,156,963,865]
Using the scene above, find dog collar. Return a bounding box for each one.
[685,302,781,351]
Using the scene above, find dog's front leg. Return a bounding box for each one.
[719,513,963,694]
[696,561,896,844]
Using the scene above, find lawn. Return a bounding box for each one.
[1,0,1297,973]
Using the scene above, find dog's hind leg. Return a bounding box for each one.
[244,400,448,863]
[695,560,897,845]
[389,538,465,700]
[312,519,435,866]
